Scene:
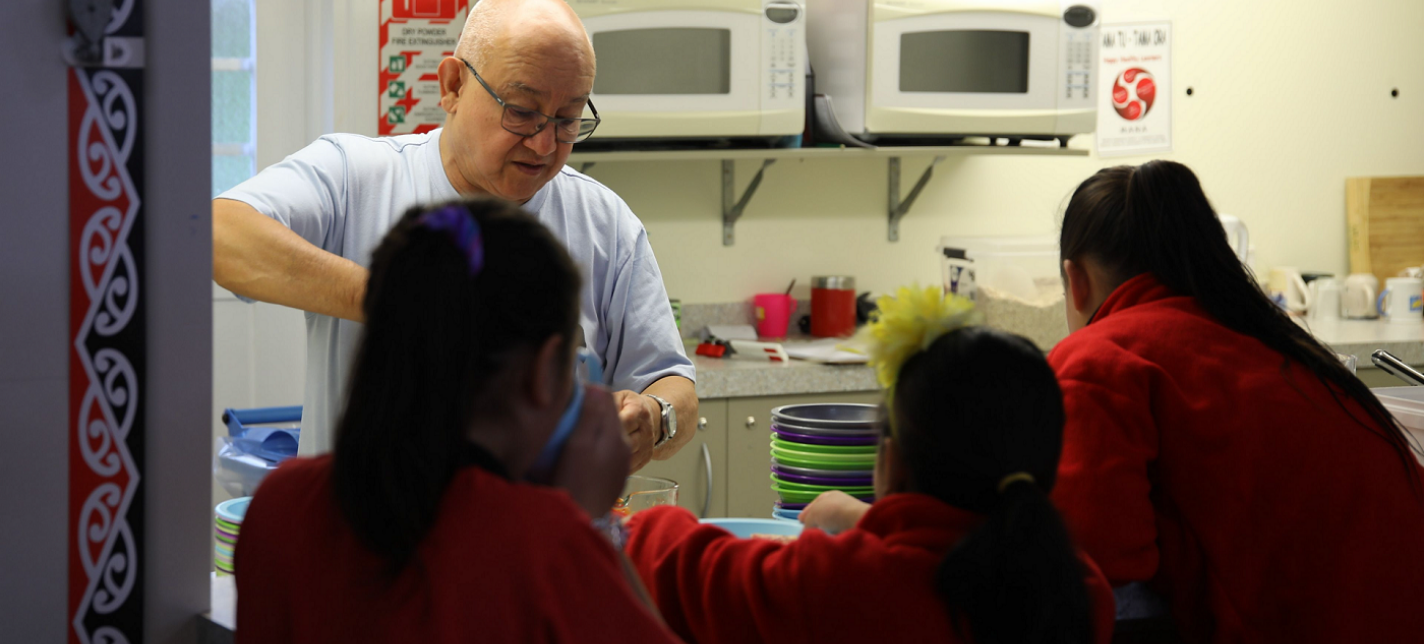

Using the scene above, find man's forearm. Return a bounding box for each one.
[643,375,697,460]
[213,198,368,322]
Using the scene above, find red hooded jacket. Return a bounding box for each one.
[1049,273,1424,642]
[626,493,1116,644]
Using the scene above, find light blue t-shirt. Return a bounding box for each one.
[219,129,694,455]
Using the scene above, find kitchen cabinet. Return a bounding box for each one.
[637,399,729,519]
[723,391,883,518]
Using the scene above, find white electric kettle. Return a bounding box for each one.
[1269,267,1313,314]
[1219,215,1249,264]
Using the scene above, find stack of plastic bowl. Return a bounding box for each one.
[768,403,880,520]
[214,497,250,576]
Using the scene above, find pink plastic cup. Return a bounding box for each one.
[754,294,797,339]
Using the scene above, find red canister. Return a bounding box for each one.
[811,276,857,337]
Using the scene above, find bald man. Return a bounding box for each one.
[213,0,696,471]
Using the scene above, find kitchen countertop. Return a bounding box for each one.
[692,353,877,399]
[1297,317,1424,365]
[689,319,1424,399]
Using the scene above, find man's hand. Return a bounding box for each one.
[549,385,631,518]
[800,490,872,535]
[612,390,660,473]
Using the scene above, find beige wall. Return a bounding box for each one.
[579,0,1424,303]
[255,0,1424,304]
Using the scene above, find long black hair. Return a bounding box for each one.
[893,326,1093,644]
[1060,160,1421,490]
[332,198,581,572]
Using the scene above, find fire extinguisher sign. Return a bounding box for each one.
[378,0,470,136]
[1096,21,1172,158]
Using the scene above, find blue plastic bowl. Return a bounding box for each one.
[215,497,251,524]
[700,517,804,539]
[771,508,803,522]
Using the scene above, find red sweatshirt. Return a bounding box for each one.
[625,493,1116,644]
[1049,273,1424,642]
[235,455,679,644]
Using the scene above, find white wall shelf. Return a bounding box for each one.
[565,144,1089,245]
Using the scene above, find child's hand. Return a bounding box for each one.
[800,490,872,535]
[550,385,631,518]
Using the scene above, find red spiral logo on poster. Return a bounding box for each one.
[1111,67,1156,121]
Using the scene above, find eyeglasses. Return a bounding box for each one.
[460,58,600,144]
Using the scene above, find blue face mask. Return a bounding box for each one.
[527,348,603,482]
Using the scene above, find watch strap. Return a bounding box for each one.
[647,393,675,448]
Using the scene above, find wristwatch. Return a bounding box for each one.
[646,393,677,449]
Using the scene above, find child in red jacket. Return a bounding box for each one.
[234,200,675,644]
[1051,160,1424,642]
[626,288,1116,644]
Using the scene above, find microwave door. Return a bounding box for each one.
[580,10,763,139]
[868,9,1062,137]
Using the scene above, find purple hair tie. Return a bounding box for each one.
[417,205,484,275]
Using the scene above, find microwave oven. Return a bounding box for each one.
[567,0,806,141]
[806,0,1099,141]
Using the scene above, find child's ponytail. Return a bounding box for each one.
[886,324,1094,644]
[937,475,1093,644]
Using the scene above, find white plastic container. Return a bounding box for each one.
[936,235,1068,350]
[938,235,1061,302]
[1373,386,1424,466]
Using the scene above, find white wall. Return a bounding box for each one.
[249,0,1424,304]
[221,0,1424,417]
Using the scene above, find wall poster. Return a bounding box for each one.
[1097,21,1172,157]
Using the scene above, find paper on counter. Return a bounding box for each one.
[784,338,869,364]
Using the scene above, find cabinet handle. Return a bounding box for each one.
[698,417,708,431]
[745,416,756,429]
[700,443,713,519]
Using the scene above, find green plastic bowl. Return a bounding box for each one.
[774,489,828,503]
[770,454,873,471]
[770,478,874,494]
[771,444,876,464]
[770,437,878,454]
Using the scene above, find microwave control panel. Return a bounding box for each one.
[762,1,805,123]
[1056,2,1098,109]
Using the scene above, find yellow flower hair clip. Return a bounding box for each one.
[858,285,980,405]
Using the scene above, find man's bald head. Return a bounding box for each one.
[455,0,594,71]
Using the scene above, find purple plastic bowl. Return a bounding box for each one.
[772,470,874,487]
[771,428,879,446]
[770,461,874,478]
[770,422,879,437]
[774,502,808,510]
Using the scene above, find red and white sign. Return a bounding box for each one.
[1097,22,1172,157]
[378,0,469,136]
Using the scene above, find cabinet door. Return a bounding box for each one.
[635,399,728,519]
[725,391,883,518]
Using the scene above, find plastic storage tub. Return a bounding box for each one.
[937,235,1069,350]
[1373,386,1424,465]
[938,235,1060,302]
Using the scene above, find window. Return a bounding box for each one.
[212,0,256,197]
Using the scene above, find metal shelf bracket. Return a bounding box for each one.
[722,158,777,246]
[887,155,947,242]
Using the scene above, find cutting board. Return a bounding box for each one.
[1347,176,1424,285]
